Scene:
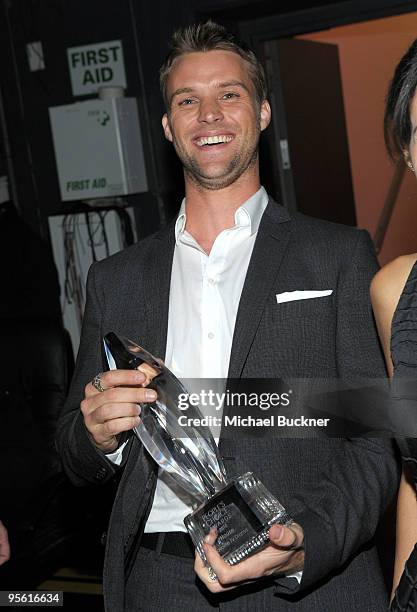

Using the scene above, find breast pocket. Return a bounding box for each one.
[249,292,337,376]
[274,293,335,319]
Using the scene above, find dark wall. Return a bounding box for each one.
[0,0,180,237]
[0,0,413,238]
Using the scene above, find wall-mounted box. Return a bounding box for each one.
[49,98,148,201]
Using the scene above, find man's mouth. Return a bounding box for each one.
[195,135,234,147]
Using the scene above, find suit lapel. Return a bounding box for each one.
[139,222,176,359]
[227,198,293,379]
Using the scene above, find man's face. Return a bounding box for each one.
[162,50,271,190]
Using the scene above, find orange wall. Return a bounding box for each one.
[298,13,417,265]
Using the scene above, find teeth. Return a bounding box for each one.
[196,135,233,146]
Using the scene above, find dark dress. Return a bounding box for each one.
[390,259,417,611]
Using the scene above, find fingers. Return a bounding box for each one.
[202,537,256,586]
[82,386,156,417]
[86,403,141,443]
[0,521,10,566]
[194,523,305,593]
[194,544,235,594]
[81,369,158,452]
[91,400,142,424]
[194,528,243,593]
[94,415,141,444]
[85,369,146,398]
[137,363,160,386]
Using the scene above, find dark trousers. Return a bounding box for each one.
[124,538,388,611]
[125,539,289,612]
[125,546,220,611]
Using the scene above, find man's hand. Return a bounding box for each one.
[0,520,10,566]
[81,368,158,453]
[195,523,304,593]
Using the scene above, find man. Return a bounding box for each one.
[57,21,398,611]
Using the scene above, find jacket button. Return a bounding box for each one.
[95,467,107,480]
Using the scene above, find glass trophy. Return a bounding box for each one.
[104,332,292,565]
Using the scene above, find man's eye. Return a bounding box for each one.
[222,92,239,99]
[179,98,195,106]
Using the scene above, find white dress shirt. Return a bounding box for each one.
[144,186,268,532]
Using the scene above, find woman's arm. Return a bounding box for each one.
[392,472,417,593]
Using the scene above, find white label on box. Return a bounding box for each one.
[67,39,127,96]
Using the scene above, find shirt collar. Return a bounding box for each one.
[174,186,268,243]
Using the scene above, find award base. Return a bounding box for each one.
[184,472,291,565]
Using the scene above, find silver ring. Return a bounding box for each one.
[92,373,107,393]
[207,567,218,582]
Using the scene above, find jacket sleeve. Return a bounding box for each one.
[275,230,399,593]
[56,262,122,487]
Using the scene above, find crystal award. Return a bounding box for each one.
[103,332,292,565]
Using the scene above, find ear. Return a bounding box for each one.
[260,100,271,131]
[162,114,173,142]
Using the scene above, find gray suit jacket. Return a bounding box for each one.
[57,197,398,611]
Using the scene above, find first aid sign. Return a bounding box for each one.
[67,40,127,96]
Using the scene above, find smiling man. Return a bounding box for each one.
[161,50,268,192]
[160,43,272,254]
[57,21,398,611]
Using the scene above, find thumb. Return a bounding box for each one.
[269,523,304,550]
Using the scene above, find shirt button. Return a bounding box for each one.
[208,278,215,285]
[208,332,215,339]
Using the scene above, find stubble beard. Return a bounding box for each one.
[172,132,261,191]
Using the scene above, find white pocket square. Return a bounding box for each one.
[276,290,333,304]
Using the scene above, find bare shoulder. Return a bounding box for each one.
[371,254,417,374]
[371,254,417,313]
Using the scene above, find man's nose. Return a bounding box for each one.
[198,98,223,123]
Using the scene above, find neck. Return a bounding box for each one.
[183,167,261,253]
